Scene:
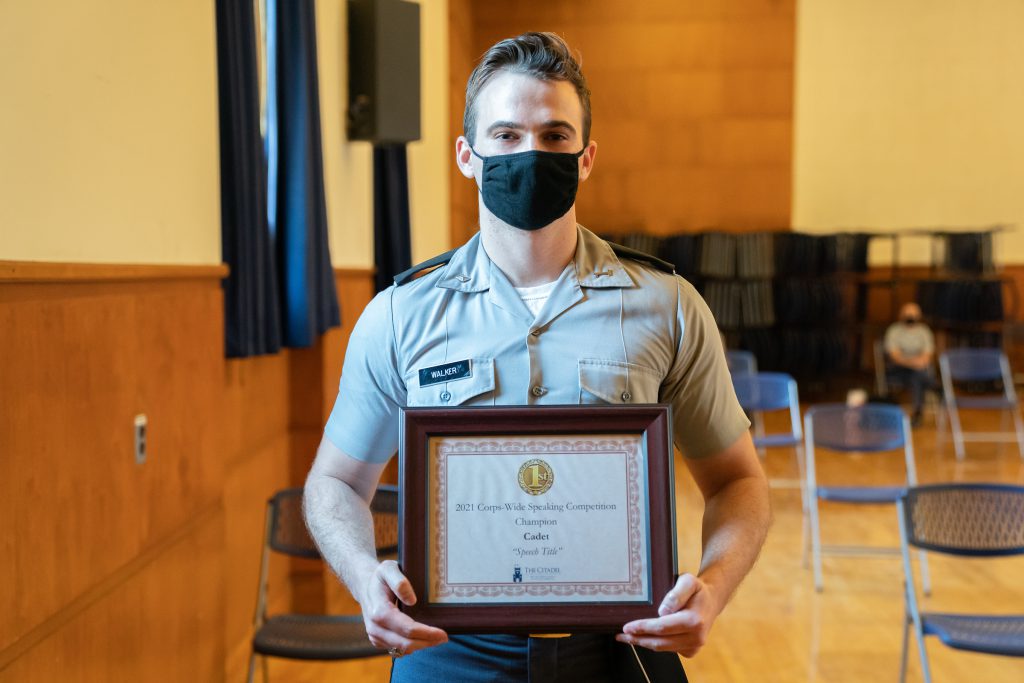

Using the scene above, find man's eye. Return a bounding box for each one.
[495,132,517,140]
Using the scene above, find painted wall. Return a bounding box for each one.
[407,0,451,263]
[316,0,374,268]
[279,0,451,269]
[794,0,1024,265]
[0,0,221,265]
[1,0,450,269]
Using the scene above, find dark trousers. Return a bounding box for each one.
[390,634,687,682]
[887,366,935,416]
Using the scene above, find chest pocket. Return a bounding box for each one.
[578,359,662,405]
[406,358,496,407]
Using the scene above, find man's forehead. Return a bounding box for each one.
[475,72,583,125]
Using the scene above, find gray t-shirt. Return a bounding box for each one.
[884,321,935,358]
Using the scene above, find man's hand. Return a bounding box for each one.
[615,573,720,657]
[361,559,449,655]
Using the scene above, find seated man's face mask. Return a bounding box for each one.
[470,145,586,230]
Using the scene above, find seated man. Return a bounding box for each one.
[883,302,936,426]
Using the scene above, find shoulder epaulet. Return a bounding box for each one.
[607,242,676,275]
[394,248,459,286]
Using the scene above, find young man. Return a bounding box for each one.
[304,32,770,681]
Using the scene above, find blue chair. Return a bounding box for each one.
[804,404,930,592]
[939,348,1024,460]
[733,372,808,564]
[726,349,758,375]
[897,483,1024,682]
[726,350,763,448]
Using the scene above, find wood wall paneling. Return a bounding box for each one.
[0,510,224,682]
[452,0,796,239]
[0,276,225,655]
[0,264,377,681]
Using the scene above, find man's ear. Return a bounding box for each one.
[455,136,476,179]
[579,139,598,182]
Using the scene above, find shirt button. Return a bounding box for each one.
[621,391,632,402]
[531,386,546,397]
[440,390,452,402]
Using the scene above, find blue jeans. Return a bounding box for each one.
[390,634,687,682]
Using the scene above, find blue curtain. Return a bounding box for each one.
[268,0,340,347]
[373,144,413,292]
[215,0,282,357]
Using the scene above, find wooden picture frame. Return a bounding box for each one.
[398,405,677,634]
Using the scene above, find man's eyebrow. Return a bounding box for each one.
[484,120,578,135]
[485,120,523,135]
[542,119,577,133]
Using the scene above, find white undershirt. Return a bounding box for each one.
[514,280,558,317]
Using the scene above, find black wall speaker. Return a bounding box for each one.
[348,0,421,144]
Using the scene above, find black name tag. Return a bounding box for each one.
[418,359,472,387]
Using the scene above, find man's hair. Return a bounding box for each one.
[463,32,591,146]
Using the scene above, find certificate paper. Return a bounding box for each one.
[427,435,650,604]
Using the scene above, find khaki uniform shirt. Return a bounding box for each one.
[325,226,749,462]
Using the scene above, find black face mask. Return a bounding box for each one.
[471,146,585,230]
[903,317,919,325]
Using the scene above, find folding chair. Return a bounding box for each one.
[247,485,398,682]
[732,372,808,564]
[804,404,930,592]
[939,348,1024,460]
[727,350,765,450]
[898,483,1024,682]
[726,349,758,375]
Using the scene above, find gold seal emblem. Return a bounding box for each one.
[518,459,554,496]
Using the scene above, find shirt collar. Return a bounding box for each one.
[435,232,491,292]
[435,225,635,293]
[574,226,635,288]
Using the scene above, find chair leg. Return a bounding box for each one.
[261,655,270,683]
[810,494,824,592]
[246,652,256,683]
[918,549,931,597]
[796,446,810,569]
[948,403,966,460]
[899,614,910,683]
[1012,407,1024,459]
[998,410,1009,457]
[934,406,946,454]
[911,620,933,683]
[753,411,766,458]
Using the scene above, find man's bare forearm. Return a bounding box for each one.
[696,475,772,614]
[303,472,380,604]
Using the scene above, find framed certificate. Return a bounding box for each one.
[398,405,677,633]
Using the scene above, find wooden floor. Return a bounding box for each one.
[267,408,1024,682]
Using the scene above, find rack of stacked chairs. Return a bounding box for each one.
[604,230,875,382]
[605,227,1018,387]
